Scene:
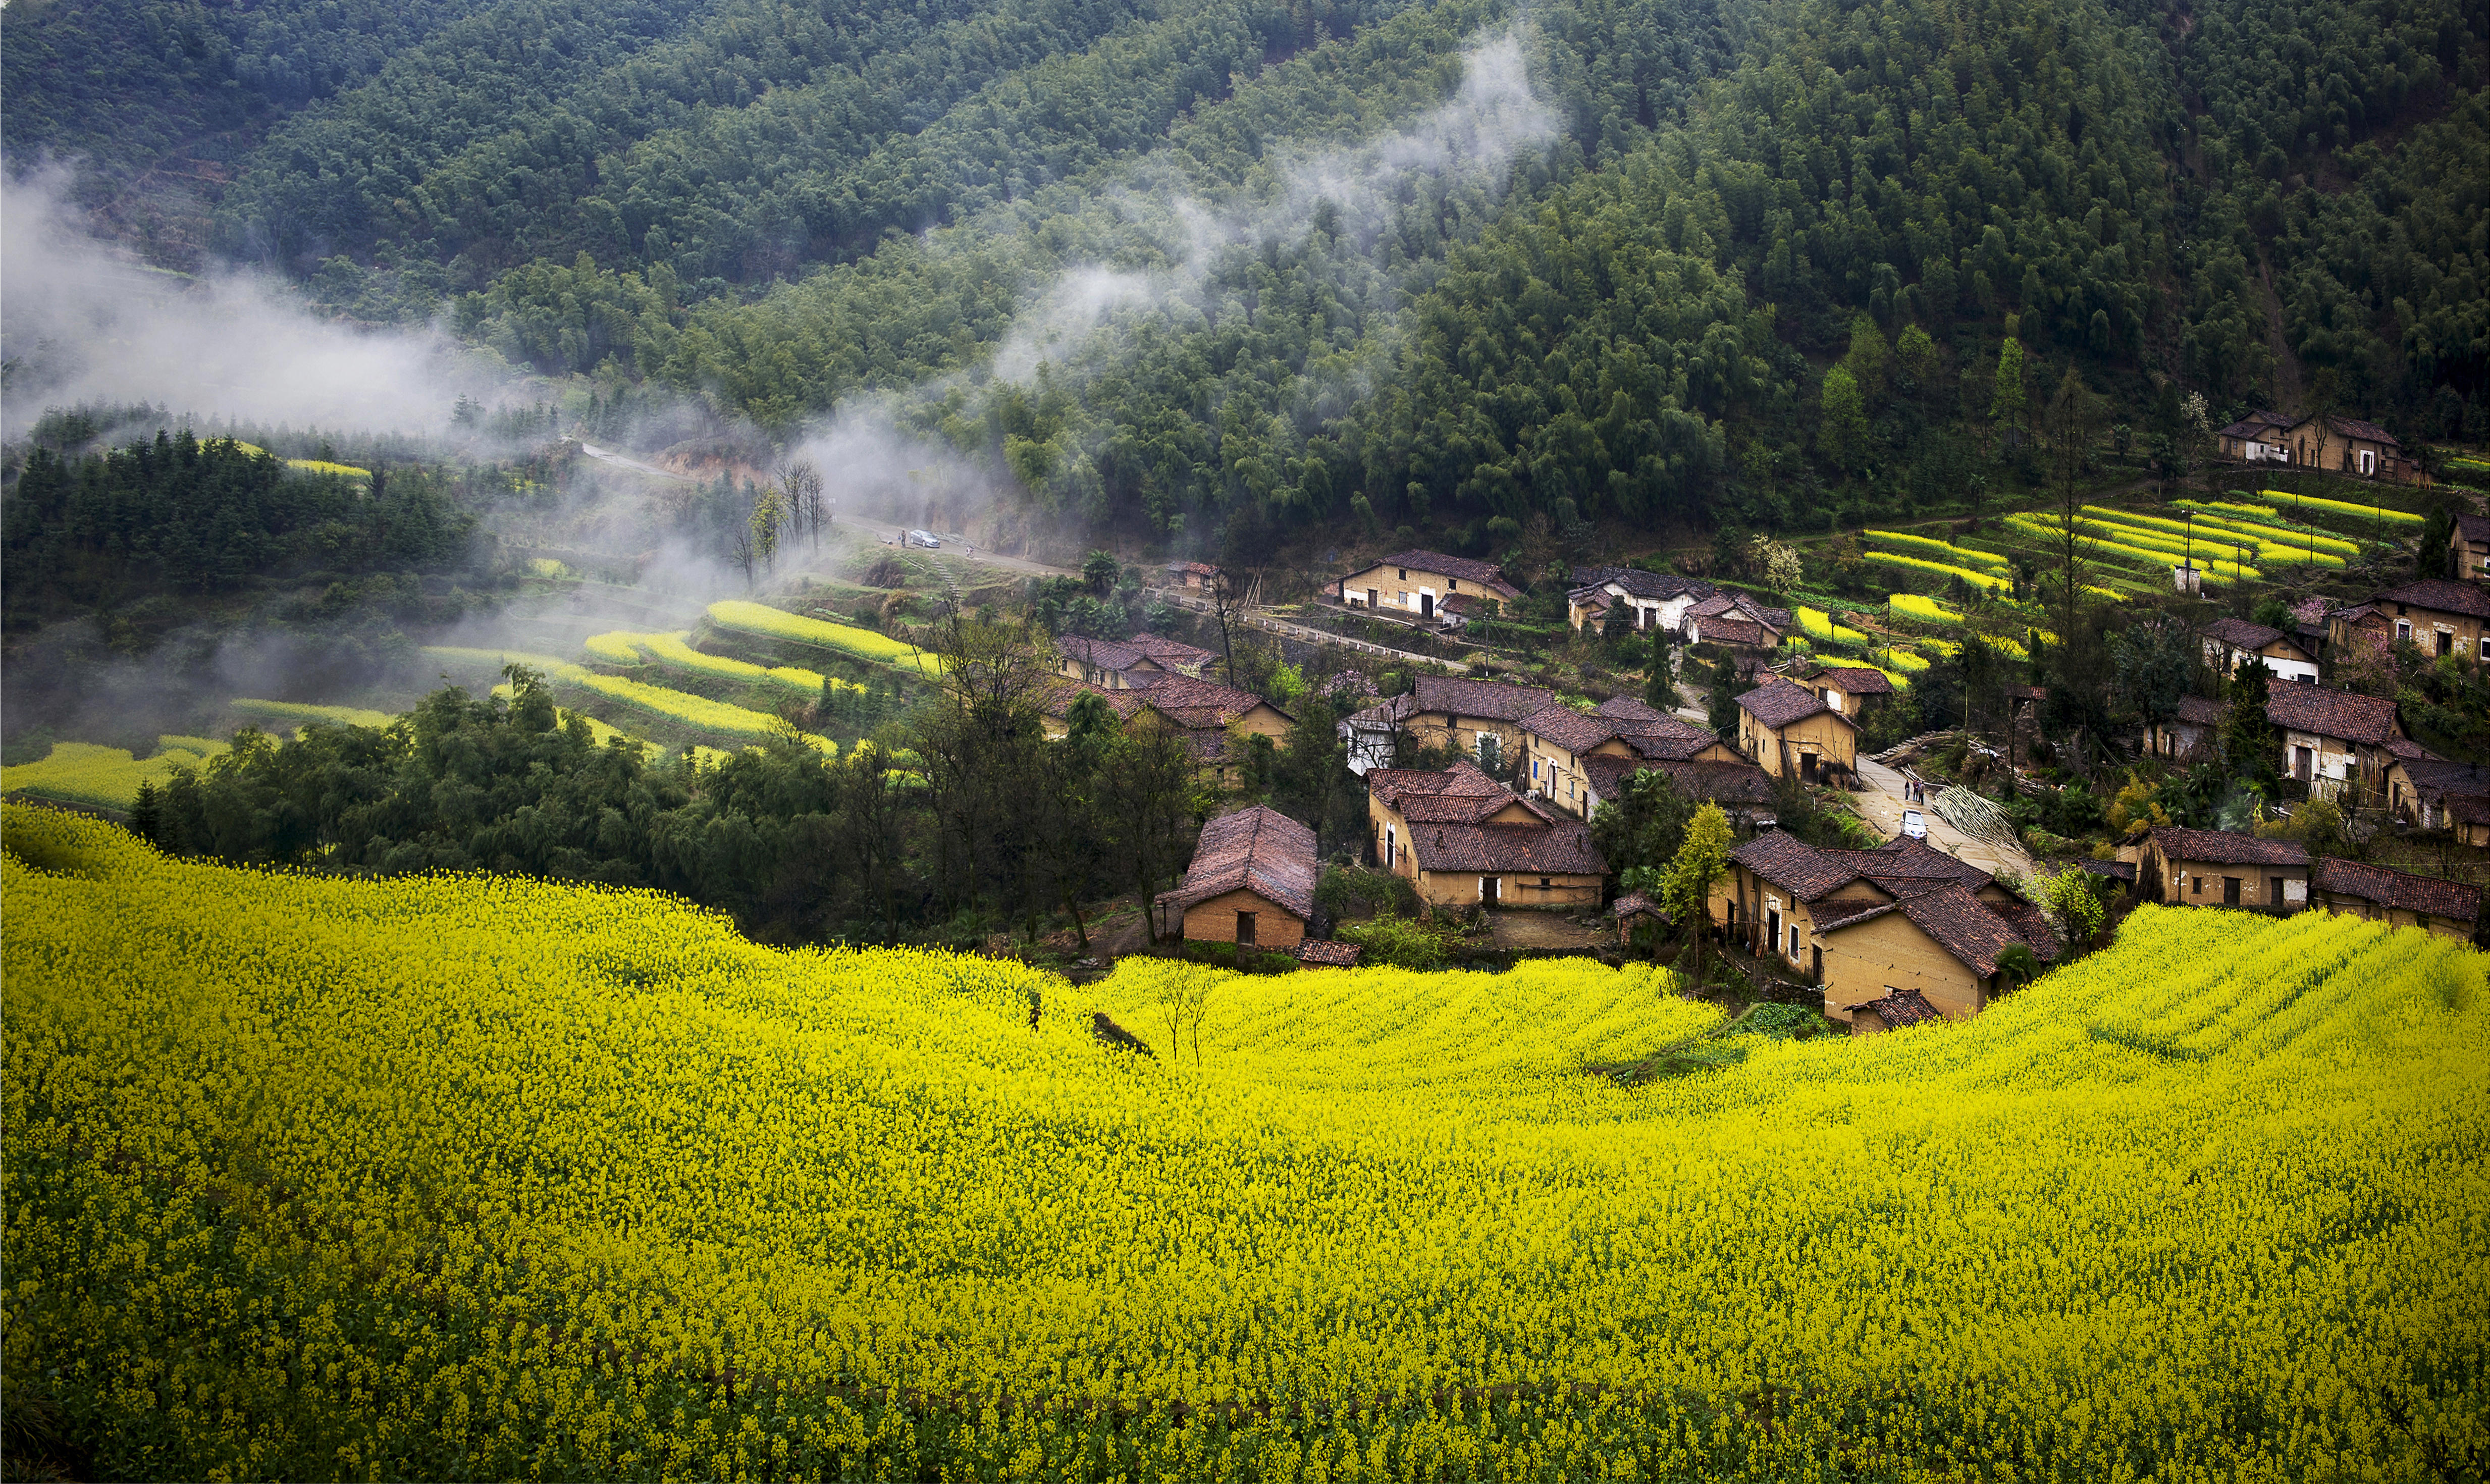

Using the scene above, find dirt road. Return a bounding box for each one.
[1851,757,2038,878]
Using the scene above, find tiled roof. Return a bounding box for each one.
[1812,666,1894,695]
[1730,829,1858,901]
[1368,761,1529,825]
[2264,685,2403,746]
[1622,720,1735,761]
[1056,635,1149,671]
[1736,679,1835,730]
[2080,859,2138,883]
[2313,858,2480,923]
[1611,891,1661,919]
[1807,895,1900,933]
[1892,883,2039,977]
[1343,694,1418,731]
[1986,896,2065,960]
[2377,578,2490,620]
[1165,805,1317,919]
[1140,673,1293,729]
[1572,566,1713,601]
[1847,836,1996,894]
[1406,819,1607,876]
[2202,617,2290,653]
[1411,676,1558,722]
[1128,633,1215,668]
[2386,737,2445,763]
[1165,560,1221,576]
[1353,549,1521,596]
[2217,411,2293,438]
[2147,825,2310,868]
[2170,695,2228,727]
[1596,695,1668,721]
[2453,796,2490,827]
[2403,758,2490,803]
[1696,616,1776,648]
[1293,938,1364,967]
[1858,987,1944,1030]
[2456,513,2490,544]
[2315,413,2400,447]
[1518,704,1620,755]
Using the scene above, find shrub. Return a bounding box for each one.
[1336,913,1455,970]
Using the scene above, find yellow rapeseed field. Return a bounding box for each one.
[5,803,2485,1481]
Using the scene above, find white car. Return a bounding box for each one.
[903,529,941,550]
[1901,808,1927,840]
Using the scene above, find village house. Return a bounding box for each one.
[1789,664,1895,720]
[1735,677,1859,784]
[2280,413,2422,483]
[1152,805,1316,950]
[2263,684,2406,805]
[1708,832,2058,1023]
[1683,591,1792,650]
[2137,825,2310,910]
[1042,673,1295,784]
[1052,633,1215,690]
[1160,560,1223,592]
[2329,578,2490,663]
[2199,617,2319,684]
[1390,676,1559,767]
[2453,513,2490,582]
[2391,753,2490,839]
[1367,762,1606,910]
[1850,987,1945,1035]
[1564,566,1716,635]
[2214,410,2295,463]
[2142,694,2227,760]
[2309,858,2480,940]
[1332,550,1522,623]
[1516,697,1743,818]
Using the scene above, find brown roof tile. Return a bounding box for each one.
[1736,678,1838,730]
[1349,550,1522,597]
[1698,616,1776,648]
[2404,759,2490,802]
[2316,413,2400,447]
[1812,665,1894,695]
[2456,513,2490,544]
[2202,617,2291,653]
[1166,805,1317,920]
[2377,578,2490,620]
[2170,695,2228,727]
[1412,676,1558,722]
[1128,633,1215,668]
[2147,825,2311,868]
[1056,635,1150,671]
[1408,819,1607,876]
[1858,987,1945,1030]
[1293,939,1364,967]
[1891,883,2037,977]
[2312,858,2480,922]
[1729,829,1858,901]
[1518,704,1619,754]
[1574,566,1715,601]
[2264,685,2403,746]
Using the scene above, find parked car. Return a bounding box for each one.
[903,529,941,549]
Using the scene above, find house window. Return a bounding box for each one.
[1448,578,1459,592]
[1236,911,1257,945]
[1385,825,1396,868]
[1531,759,1541,781]
[1397,568,1408,579]
[2190,874,2201,896]
[1540,877,1552,888]
[2396,621,2412,643]
[1787,923,1800,960]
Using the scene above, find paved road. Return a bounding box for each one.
[820,513,1075,580]
[1159,592,1470,673]
[1852,757,2039,879]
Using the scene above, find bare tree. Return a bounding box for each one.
[778,460,824,551]
[1206,566,1243,683]
[731,526,757,590]
[2043,367,2107,644]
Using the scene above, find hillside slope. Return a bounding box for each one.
[7,802,2485,1479]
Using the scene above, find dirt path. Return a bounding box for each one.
[1485,911,1612,954]
[1852,758,2039,879]
[1156,592,1470,673]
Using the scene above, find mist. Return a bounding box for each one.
[0,169,512,440]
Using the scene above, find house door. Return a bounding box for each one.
[2294,747,2312,780]
[2438,630,2453,657]
[1367,588,1378,609]
[1481,876,1500,906]
[2267,876,2285,909]
[1420,593,1435,618]
[1766,905,1782,953]
[1799,752,1818,783]
[1236,911,1257,946]
[2222,877,2241,906]
[1810,945,1823,982]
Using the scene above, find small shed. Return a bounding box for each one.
[1851,988,1942,1036]
[1152,806,1317,950]
[1611,891,1665,944]
[1294,939,1365,967]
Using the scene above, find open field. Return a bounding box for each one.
[7,803,2483,1481]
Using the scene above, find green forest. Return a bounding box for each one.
[5,0,2484,549]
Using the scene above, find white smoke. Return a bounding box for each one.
[0,169,513,438]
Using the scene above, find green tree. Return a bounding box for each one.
[1659,802,1734,987]
[1989,333,2028,440]
[1818,365,1869,471]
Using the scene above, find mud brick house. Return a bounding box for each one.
[1042,674,1294,785]
[1683,591,1792,650]
[2309,858,2479,940]
[2262,685,2406,806]
[1565,567,1716,635]
[2330,578,2490,663]
[1367,761,1605,910]
[1153,805,1316,950]
[1053,633,1215,690]
[1161,560,1222,592]
[1735,677,1859,784]
[1333,550,1522,622]
[1850,987,1943,1035]
[1790,664,1895,720]
[2143,694,2227,761]
[2280,413,2421,483]
[1709,833,2058,1024]
[2137,826,2310,910]
[1390,676,1558,767]
[1518,698,1747,818]
[2391,754,2490,841]
[2199,617,2318,685]
[2214,410,2294,463]
[2453,513,2490,581]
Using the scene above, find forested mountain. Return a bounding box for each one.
[5,0,2482,546]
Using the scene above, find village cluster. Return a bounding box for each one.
[1048,518,2484,1034]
